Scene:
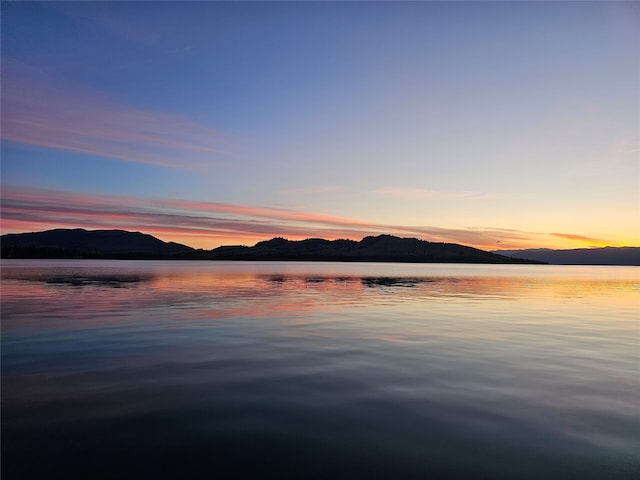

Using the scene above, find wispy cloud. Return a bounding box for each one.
[0,186,383,245]
[578,141,640,174]
[551,232,608,245]
[280,186,340,196]
[0,186,520,248]
[1,60,236,169]
[373,187,500,200]
[1,185,596,250]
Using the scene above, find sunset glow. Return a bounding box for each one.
[1,2,638,250]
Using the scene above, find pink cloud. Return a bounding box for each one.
[0,185,554,250]
[1,60,236,169]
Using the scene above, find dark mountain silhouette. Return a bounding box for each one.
[494,247,640,266]
[203,235,539,263]
[1,229,540,263]
[1,228,194,258]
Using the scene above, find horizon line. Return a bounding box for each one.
[2,227,638,252]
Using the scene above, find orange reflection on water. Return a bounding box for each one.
[2,262,638,334]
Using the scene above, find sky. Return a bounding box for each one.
[1,1,638,250]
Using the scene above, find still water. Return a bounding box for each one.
[2,260,638,479]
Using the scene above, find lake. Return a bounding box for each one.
[2,260,638,479]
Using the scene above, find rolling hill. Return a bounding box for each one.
[1,228,194,258]
[494,247,640,266]
[203,235,539,263]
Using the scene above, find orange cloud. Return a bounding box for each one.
[551,233,609,246]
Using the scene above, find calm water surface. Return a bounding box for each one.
[2,260,639,479]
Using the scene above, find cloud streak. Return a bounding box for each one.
[551,233,608,245]
[1,60,236,169]
[373,187,500,200]
[0,185,575,250]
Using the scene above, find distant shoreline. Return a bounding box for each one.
[0,230,542,265]
[3,229,639,265]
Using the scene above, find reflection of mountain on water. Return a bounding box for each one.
[260,272,634,301]
[361,277,436,288]
[267,274,445,288]
[3,273,152,288]
[43,275,148,287]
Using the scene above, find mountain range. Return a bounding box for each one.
[204,235,536,263]
[1,229,194,258]
[1,228,537,263]
[2,228,638,265]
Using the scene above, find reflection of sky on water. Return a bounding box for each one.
[2,260,639,479]
[2,261,638,328]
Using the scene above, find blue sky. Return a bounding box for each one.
[2,1,638,249]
